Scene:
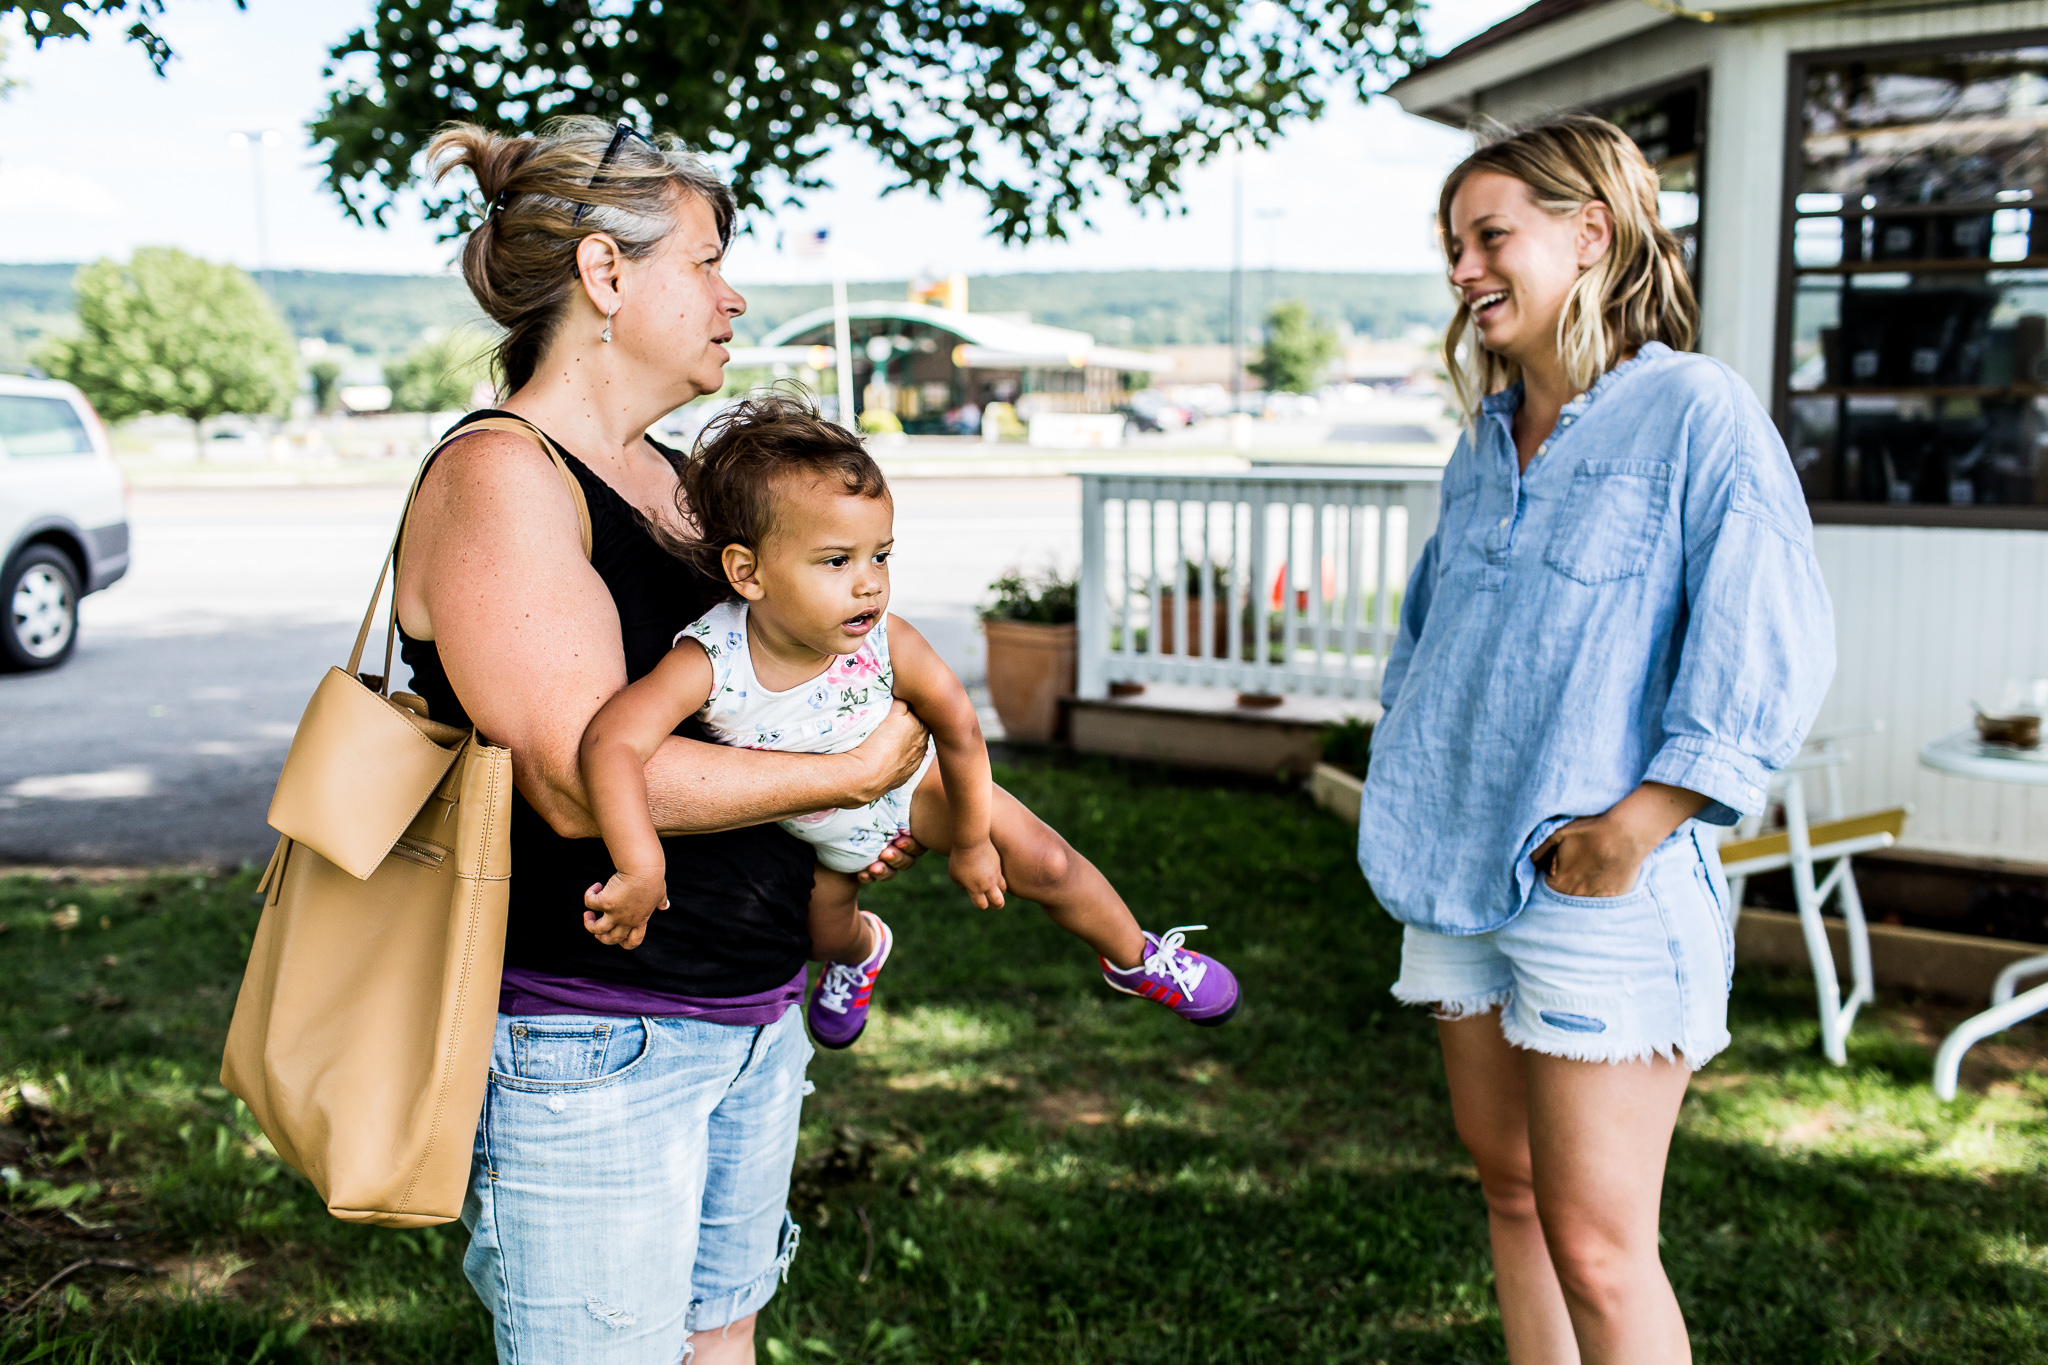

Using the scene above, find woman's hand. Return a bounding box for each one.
[855,832,925,886]
[1532,781,1710,898]
[841,701,931,806]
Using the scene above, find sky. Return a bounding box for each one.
[0,0,1529,285]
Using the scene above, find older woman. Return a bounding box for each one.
[398,117,930,1364]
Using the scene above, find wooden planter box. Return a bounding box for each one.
[1735,909,2047,1002]
[983,619,1076,744]
[1311,762,1364,824]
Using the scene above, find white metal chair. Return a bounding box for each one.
[1932,952,2048,1100]
[1720,723,1909,1065]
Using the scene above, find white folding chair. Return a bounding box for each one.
[1720,723,1908,1065]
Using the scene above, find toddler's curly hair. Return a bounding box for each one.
[679,390,890,584]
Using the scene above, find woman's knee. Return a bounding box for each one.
[1541,1228,1637,1314]
[1469,1153,1540,1223]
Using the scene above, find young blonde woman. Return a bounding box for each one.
[1358,115,1835,1363]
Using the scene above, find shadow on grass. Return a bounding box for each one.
[4,754,2047,1362]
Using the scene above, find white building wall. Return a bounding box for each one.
[1813,525,2048,861]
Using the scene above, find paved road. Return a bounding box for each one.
[0,478,1081,867]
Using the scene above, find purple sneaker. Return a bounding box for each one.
[1101,924,1239,1027]
[809,911,893,1050]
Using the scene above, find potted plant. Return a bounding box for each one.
[980,569,1078,744]
[1155,559,1235,659]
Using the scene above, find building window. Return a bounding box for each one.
[1597,82,1704,279]
[1782,40,2048,526]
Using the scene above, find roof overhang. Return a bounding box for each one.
[1389,0,1867,124]
[726,345,836,368]
[758,297,1171,371]
[1388,0,1671,124]
[952,344,1173,373]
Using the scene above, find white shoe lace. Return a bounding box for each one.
[816,961,865,1016]
[1141,924,1210,998]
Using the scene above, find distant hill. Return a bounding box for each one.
[0,265,486,369]
[1,263,1449,368]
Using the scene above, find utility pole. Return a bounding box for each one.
[1256,207,1286,333]
[229,128,281,297]
[1229,144,1244,418]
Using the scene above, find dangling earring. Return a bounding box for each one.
[601,306,617,344]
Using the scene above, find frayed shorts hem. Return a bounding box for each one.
[1390,982,1511,1021]
[1393,982,1728,1068]
[1387,828,1735,1070]
[685,1213,801,1334]
[1496,1003,1727,1069]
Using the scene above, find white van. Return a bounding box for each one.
[0,373,130,670]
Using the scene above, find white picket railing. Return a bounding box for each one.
[1077,467,1444,702]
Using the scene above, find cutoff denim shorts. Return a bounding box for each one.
[462,1004,813,1363]
[1393,825,1735,1067]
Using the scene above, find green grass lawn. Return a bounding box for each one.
[3,752,2047,1363]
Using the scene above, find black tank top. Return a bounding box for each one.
[399,411,815,996]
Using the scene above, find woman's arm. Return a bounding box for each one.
[885,617,1006,907]
[1643,377,1836,824]
[1535,378,1835,899]
[580,641,716,892]
[396,432,932,840]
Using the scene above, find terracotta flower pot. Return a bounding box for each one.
[1156,591,1233,659]
[982,618,1077,744]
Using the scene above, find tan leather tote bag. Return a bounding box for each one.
[223,417,592,1228]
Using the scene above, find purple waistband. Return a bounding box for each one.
[499,965,806,1027]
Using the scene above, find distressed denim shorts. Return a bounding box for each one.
[1392,825,1734,1067]
[462,1004,813,1363]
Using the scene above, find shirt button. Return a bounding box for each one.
[1498,516,1510,528]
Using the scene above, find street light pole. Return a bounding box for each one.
[1229,143,1244,419]
[1255,207,1286,332]
[229,128,281,297]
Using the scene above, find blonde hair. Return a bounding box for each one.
[426,117,736,392]
[1437,113,1697,420]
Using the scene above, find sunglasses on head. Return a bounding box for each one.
[571,119,659,227]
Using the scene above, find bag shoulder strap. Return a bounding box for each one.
[347,416,595,692]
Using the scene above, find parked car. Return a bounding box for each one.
[0,373,130,670]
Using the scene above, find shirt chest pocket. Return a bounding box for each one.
[1435,470,1482,568]
[1542,459,1674,585]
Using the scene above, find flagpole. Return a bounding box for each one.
[832,266,856,433]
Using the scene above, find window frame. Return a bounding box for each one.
[1587,71,1711,291]
[1777,29,2048,531]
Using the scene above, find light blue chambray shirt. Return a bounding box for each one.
[1357,342,1836,935]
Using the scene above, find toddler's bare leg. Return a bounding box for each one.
[807,865,874,964]
[908,765,1147,969]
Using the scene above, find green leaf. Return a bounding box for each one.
[35,249,296,445]
[309,1,1425,244]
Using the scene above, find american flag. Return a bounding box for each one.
[795,227,831,258]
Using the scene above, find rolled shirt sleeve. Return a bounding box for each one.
[1646,391,1836,825]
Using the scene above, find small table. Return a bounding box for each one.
[1917,728,2048,1100]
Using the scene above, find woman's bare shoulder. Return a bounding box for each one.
[413,426,582,532]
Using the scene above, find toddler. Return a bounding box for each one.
[577,394,1239,1047]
